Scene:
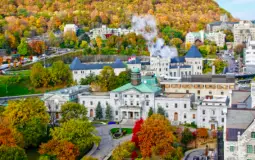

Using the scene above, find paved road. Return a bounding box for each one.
[91,124,134,160]
[185,149,205,160]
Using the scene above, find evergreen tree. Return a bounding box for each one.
[105,104,112,120]
[157,106,165,116]
[148,107,153,117]
[95,102,103,120]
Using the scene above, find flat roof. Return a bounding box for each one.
[157,93,193,98]
[231,90,250,105]
[202,96,228,103]
[161,75,235,83]
[80,92,110,96]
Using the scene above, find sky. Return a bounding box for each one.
[217,0,255,20]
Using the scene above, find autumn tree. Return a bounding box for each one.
[105,104,112,120]
[224,30,234,42]
[234,44,245,56]
[138,114,176,158]
[170,38,183,48]
[50,119,101,152]
[30,63,49,88]
[29,40,46,55]
[197,128,208,142]
[39,139,80,160]
[3,98,49,147]
[213,59,227,74]
[0,145,28,160]
[60,102,88,122]
[98,66,116,91]
[51,60,72,86]
[112,141,135,160]
[82,156,98,160]
[63,31,78,48]
[95,102,103,120]
[17,38,28,56]
[148,107,153,117]
[131,118,144,148]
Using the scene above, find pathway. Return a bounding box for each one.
[91,124,134,160]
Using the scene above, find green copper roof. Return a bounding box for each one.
[141,76,158,86]
[112,83,161,93]
[132,68,140,73]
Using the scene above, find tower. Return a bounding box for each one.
[131,68,141,86]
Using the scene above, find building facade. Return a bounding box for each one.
[233,21,255,46]
[207,14,238,32]
[185,30,226,47]
[70,57,126,83]
[244,40,255,71]
[78,68,196,125]
[196,95,228,129]
[64,24,78,34]
[224,108,255,160]
[160,74,236,101]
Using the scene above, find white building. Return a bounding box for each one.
[185,30,226,47]
[206,14,237,32]
[89,25,138,40]
[250,82,255,108]
[150,45,203,77]
[196,95,228,130]
[160,74,236,101]
[42,85,89,121]
[233,21,255,46]
[78,68,196,125]
[224,108,255,160]
[244,40,255,72]
[70,57,126,83]
[64,24,78,34]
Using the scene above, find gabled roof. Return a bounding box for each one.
[70,57,125,70]
[171,57,185,63]
[185,45,202,58]
[112,83,161,93]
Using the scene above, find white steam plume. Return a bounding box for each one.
[132,15,177,58]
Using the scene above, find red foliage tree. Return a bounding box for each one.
[131,118,144,148]
[28,40,46,55]
[131,151,138,160]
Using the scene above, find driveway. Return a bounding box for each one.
[184,149,205,160]
[91,124,134,160]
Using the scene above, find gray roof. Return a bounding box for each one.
[169,65,191,69]
[181,75,235,83]
[231,90,250,105]
[208,21,238,26]
[185,45,202,58]
[171,56,185,63]
[70,57,125,70]
[226,109,255,141]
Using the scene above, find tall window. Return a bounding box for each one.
[247,145,253,153]
[197,90,200,94]
[251,132,255,138]
[184,114,186,119]
[90,101,93,105]
[184,104,187,108]
[192,114,195,119]
[115,94,117,97]
[203,110,205,115]
[175,103,178,108]
[230,146,234,152]
[146,101,149,106]
[115,111,118,115]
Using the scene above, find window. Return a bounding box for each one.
[56,105,59,110]
[124,95,127,98]
[184,104,187,108]
[186,90,189,93]
[146,101,149,106]
[166,113,169,117]
[175,103,178,108]
[166,103,168,108]
[131,101,133,106]
[137,95,139,98]
[209,91,212,94]
[131,95,133,98]
[193,114,195,119]
[90,101,93,105]
[197,90,200,94]
[251,132,255,138]
[230,146,234,152]
[212,110,215,115]
[125,101,127,105]
[184,114,186,119]
[198,96,200,99]
[115,111,118,115]
[115,94,117,97]
[222,111,224,115]
[146,95,149,98]
[137,101,139,106]
[247,145,253,153]
[83,101,85,105]
[222,118,224,122]
[221,92,224,95]
[203,110,205,115]
[203,118,205,122]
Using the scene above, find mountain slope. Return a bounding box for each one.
[0,0,235,36]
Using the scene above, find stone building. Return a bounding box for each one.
[233,21,255,46]
[207,14,237,32]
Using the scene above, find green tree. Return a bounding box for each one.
[30,63,46,88]
[224,30,234,42]
[148,107,153,117]
[17,38,28,56]
[82,156,98,160]
[80,73,99,85]
[95,102,103,120]
[50,119,101,152]
[170,38,183,48]
[51,60,72,86]
[116,70,131,87]
[199,45,209,57]
[181,128,194,147]
[112,141,135,160]
[48,31,60,47]
[157,106,165,116]
[105,104,112,120]
[3,98,49,147]
[98,66,116,91]
[213,59,227,74]
[60,102,88,122]
[162,26,184,40]
[0,145,28,160]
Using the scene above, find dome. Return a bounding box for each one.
[132,68,140,73]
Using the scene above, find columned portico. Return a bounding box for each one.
[120,106,141,120]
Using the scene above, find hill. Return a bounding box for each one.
[0,0,235,33]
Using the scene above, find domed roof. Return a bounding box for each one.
[132,68,140,73]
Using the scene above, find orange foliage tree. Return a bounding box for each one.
[138,114,176,158]
[28,40,45,55]
[196,128,208,142]
[39,139,79,160]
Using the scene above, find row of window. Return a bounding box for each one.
[115,94,150,98]
[158,103,187,109]
[202,117,224,122]
[202,110,224,115]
